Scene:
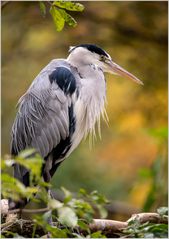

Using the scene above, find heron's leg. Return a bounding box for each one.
[43,155,53,184]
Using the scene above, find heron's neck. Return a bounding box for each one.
[67,57,99,78]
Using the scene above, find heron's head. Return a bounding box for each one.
[67,44,143,85]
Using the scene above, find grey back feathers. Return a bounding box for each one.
[11,60,79,159]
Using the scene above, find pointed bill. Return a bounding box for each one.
[108,60,143,85]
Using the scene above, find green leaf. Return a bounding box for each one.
[67,198,94,223]
[58,9,77,27]
[53,1,84,12]
[16,154,43,183]
[90,190,108,204]
[79,188,87,196]
[91,231,106,238]
[61,186,72,198]
[43,210,52,222]
[58,206,78,227]
[34,215,68,238]
[48,199,63,209]
[50,6,65,32]
[61,187,72,204]
[143,223,168,237]
[2,173,25,192]
[38,180,51,188]
[48,227,68,238]
[78,220,90,231]
[25,187,39,195]
[39,1,46,17]
[2,173,38,200]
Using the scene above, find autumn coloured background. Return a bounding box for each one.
[2,1,167,219]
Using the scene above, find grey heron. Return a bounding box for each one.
[10,44,143,209]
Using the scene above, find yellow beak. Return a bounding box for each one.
[107,60,143,85]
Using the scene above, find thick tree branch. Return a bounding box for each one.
[129,212,168,224]
[1,199,167,237]
[91,219,128,233]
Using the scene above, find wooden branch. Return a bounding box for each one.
[91,214,168,233]
[1,199,168,237]
[128,212,168,224]
[1,219,127,238]
[91,219,127,233]
[1,215,168,238]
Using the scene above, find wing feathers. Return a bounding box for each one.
[40,129,50,157]
[50,120,60,147]
[11,65,78,161]
[55,116,67,140]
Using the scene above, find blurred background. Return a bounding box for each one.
[2,1,168,219]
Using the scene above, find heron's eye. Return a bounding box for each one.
[100,55,106,62]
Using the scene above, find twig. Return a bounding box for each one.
[1,199,49,214]
[8,207,49,214]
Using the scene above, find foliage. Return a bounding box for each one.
[1,150,108,238]
[124,221,168,238]
[33,187,108,238]
[39,1,84,31]
[2,151,50,203]
[123,207,168,238]
[1,150,168,238]
[1,150,50,204]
